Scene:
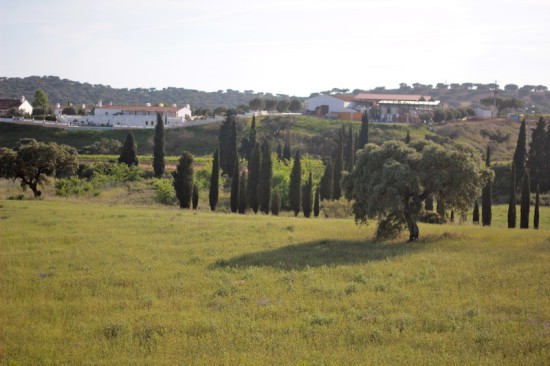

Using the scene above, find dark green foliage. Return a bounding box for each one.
[436,196,445,219]
[240,115,256,163]
[172,151,194,209]
[513,120,527,188]
[450,210,455,223]
[320,159,333,201]
[314,187,320,217]
[482,146,492,226]
[508,162,516,228]
[527,117,546,190]
[357,111,369,150]
[271,191,280,216]
[544,122,550,192]
[219,110,237,176]
[424,194,433,211]
[238,171,247,214]
[520,168,530,228]
[209,147,219,211]
[283,134,291,161]
[405,131,411,144]
[276,143,283,161]
[473,200,480,224]
[118,132,139,166]
[289,150,302,216]
[259,140,273,214]
[247,142,261,213]
[344,125,354,171]
[302,173,313,218]
[153,113,165,177]
[534,184,540,229]
[332,126,344,200]
[230,157,239,213]
[192,183,199,210]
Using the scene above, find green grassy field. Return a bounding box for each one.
[1,199,549,365]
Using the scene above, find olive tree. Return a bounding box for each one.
[0,140,78,197]
[343,140,491,241]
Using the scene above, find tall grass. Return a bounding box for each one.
[1,200,548,365]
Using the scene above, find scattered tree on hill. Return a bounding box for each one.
[482,146,492,226]
[283,134,291,161]
[192,183,199,210]
[219,110,238,176]
[240,115,256,163]
[357,111,369,150]
[513,120,527,188]
[0,140,78,197]
[264,99,278,111]
[508,162,517,228]
[172,151,194,209]
[259,140,273,214]
[520,168,530,229]
[433,109,446,123]
[405,131,411,144]
[343,140,491,241]
[344,125,354,171]
[247,142,261,213]
[288,98,302,113]
[249,98,265,111]
[32,88,49,114]
[302,173,313,218]
[153,113,165,177]
[314,186,320,217]
[320,159,333,201]
[238,171,247,214]
[527,116,546,190]
[534,184,540,229]
[332,126,344,200]
[209,146,220,211]
[289,150,302,217]
[230,157,239,213]
[118,132,139,166]
[480,97,524,116]
[276,99,290,113]
[271,191,280,216]
[473,200,480,224]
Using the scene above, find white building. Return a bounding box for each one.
[305,94,362,121]
[65,102,192,128]
[0,96,33,116]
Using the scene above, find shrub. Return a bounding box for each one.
[152,178,176,205]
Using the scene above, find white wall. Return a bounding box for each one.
[305,95,351,113]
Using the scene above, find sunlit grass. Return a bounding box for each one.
[1,200,549,365]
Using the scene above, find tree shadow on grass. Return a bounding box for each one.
[210,239,428,271]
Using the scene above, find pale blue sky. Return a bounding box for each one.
[1,0,549,96]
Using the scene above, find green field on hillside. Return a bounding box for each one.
[1,200,548,365]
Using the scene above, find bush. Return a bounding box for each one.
[55,177,97,196]
[375,212,406,241]
[321,199,353,218]
[152,178,176,205]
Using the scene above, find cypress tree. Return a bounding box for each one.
[534,184,540,229]
[527,116,546,190]
[153,113,165,177]
[289,150,302,216]
[230,157,239,213]
[513,119,527,188]
[271,191,280,216]
[543,121,550,192]
[172,151,194,209]
[437,196,445,220]
[481,146,492,226]
[357,111,369,150]
[276,143,283,161]
[241,115,257,164]
[238,171,247,214]
[450,210,455,223]
[219,110,237,176]
[283,133,291,161]
[320,159,333,201]
[425,194,434,211]
[118,132,139,166]
[209,147,220,211]
[302,172,313,218]
[247,142,261,213]
[344,125,354,171]
[507,162,517,228]
[332,126,344,200]
[473,200,480,224]
[192,183,199,210]
[405,131,411,144]
[259,140,273,214]
[313,186,320,217]
[520,167,530,229]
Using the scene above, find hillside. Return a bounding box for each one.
[2,76,550,112]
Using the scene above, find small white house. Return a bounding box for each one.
[304,94,361,121]
[65,102,192,128]
[475,107,494,119]
[0,96,33,116]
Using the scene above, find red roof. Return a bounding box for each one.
[354,93,430,102]
[0,99,22,109]
[331,94,355,102]
[97,104,181,112]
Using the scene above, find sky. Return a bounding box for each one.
[1,0,549,97]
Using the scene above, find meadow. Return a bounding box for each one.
[1,198,549,365]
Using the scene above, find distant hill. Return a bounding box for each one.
[2,76,549,113]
